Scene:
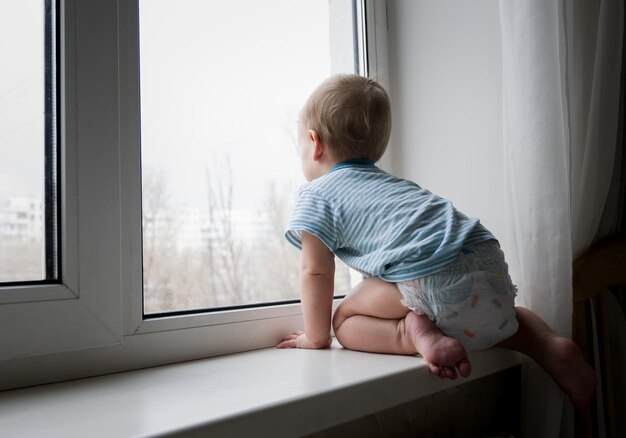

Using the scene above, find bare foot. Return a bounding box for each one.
[405,311,471,379]
[542,336,598,411]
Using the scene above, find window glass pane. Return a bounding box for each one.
[140,0,361,314]
[0,1,51,283]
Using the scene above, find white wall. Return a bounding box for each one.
[386,0,506,241]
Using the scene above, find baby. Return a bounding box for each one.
[277,74,597,411]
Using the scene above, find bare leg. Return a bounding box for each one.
[497,307,598,411]
[333,277,471,379]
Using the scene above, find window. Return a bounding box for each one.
[0,0,389,390]
[0,0,59,284]
[139,0,363,315]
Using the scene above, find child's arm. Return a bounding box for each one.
[277,231,335,349]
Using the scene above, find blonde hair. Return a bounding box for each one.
[299,74,391,162]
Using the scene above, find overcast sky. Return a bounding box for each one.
[0,1,44,202]
[1,1,353,213]
[140,0,343,211]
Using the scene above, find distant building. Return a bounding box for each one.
[0,196,43,242]
[143,204,277,252]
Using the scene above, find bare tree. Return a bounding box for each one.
[205,152,249,305]
[142,168,175,312]
[142,168,208,313]
[259,181,300,300]
[142,168,168,289]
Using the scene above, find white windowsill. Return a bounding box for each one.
[0,342,522,438]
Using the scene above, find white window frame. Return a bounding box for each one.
[0,0,390,391]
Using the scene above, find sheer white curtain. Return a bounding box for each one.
[569,0,623,256]
[499,0,623,437]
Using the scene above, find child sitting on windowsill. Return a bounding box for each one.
[277,74,597,411]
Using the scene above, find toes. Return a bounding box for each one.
[443,366,458,380]
[457,359,472,377]
[427,363,459,380]
[427,363,442,377]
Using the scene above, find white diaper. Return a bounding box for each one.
[396,240,518,351]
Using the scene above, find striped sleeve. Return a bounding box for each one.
[285,190,339,251]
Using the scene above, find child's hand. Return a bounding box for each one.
[276,330,331,349]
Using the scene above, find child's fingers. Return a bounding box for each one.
[276,331,305,348]
[283,331,303,340]
[284,332,303,340]
[276,339,296,348]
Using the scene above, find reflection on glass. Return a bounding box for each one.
[140,0,359,313]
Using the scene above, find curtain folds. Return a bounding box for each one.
[569,0,624,257]
[499,0,623,436]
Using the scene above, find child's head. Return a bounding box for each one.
[299,74,391,163]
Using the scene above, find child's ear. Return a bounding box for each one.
[308,130,324,161]
[307,129,318,144]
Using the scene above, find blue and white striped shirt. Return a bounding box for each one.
[285,159,495,281]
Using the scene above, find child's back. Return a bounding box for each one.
[287,158,493,280]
